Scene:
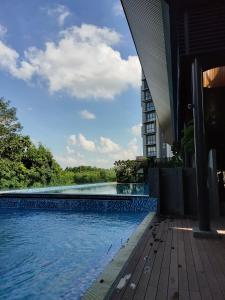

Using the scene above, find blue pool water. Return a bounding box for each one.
[47,182,148,195]
[0,210,147,300]
[4,182,149,195]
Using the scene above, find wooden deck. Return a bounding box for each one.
[108,217,225,300]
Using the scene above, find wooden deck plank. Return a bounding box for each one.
[195,238,224,300]
[183,219,200,296]
[125,220,166,300]
[109,217,160,300]
[144,221,169,299]
[187,219,212,300]
[202,238,225,299]
[205,227,225,298]
[108,217,225,300]
[167,219,179,300]
[177,219,189,298]
[155,219,173,300]
[188,291,202,300]
[191,218,225,300]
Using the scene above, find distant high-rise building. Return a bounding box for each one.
[141,71,170,159]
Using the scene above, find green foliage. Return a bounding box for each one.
[66,166,116,184]
[181,121,194,154]
[169,143,183,167]
[0,98,22,137]
[114,159,148,183]
[0,159,29,189]
[114,160,136,183]
[152,121,194,168]
[0,98,116,190]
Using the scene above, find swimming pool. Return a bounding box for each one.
[0,209,149,300]
[2,182,149,196]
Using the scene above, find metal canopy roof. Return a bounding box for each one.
[121,0,174,144]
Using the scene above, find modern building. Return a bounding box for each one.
[141,72,168,159]
[122,0,225,232]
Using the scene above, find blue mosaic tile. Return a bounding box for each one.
[0,194,158,213]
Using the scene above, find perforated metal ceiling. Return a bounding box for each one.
[122,0,173,143]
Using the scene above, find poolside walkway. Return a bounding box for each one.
[108,216,225,300]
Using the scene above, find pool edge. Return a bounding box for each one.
[82,211,155,300]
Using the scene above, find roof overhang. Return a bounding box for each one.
[121,0,174,144]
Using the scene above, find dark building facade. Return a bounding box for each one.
[122,0,225,232]
[141,72,168,159]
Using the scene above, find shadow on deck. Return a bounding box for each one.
[108,216,225,300]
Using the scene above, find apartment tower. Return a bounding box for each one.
[141,71,168,159]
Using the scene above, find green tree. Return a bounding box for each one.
[114,160,137,183]
[0,98,117,189]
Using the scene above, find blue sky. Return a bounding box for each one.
[0,0,142,168]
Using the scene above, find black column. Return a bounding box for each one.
[192,58,210,231]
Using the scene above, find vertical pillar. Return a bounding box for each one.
[192,58,210,231]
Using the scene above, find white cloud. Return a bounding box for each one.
[54,133,141,169]
[0,24,7,39]
[0,24,141,99]
[113,2,124,17]
[98,137,120,153]
[94,158,109,168]
[131,123,142,137]
[78,133,96,152]
[67,134,77,145]
[66,145,75,154]
[0,41,35,80]
[111,138,139,161]
[45,4,70,26]
[54,153,86,169]
[80,110,96,120]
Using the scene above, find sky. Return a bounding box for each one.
[0,0,142,169]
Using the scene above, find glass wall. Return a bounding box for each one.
[146,122,155,134]
[146,135,156,145]
[147,146,156,157]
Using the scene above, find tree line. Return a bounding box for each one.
[0,98,116,190]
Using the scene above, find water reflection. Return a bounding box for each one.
[116,183,149,195]
[44,183,148,195]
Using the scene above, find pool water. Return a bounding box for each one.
[4,182,149,195]
[0,210,147,300]
[47,182,148,195]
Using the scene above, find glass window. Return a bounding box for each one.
[143,79,148,89]
[147,135,156,145]
[147,146,156,157]
[145,102,155,111]
[144,90,151,100]
[146,112,155,122]
[146,123,155,134]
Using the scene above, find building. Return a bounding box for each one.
[122,0,225,232]
[141,72,167,159]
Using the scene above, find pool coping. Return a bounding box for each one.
[0,193,149,200]
[0,192,151,200]
[82,211,155,300]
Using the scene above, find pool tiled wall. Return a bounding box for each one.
[0,194,157,213]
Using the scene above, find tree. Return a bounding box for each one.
[114,160,139,183]
[22,144,63,187]
[0,98,26,161]
[0,97,22,137]
[0,97,116,189]
[0,98,64,189]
